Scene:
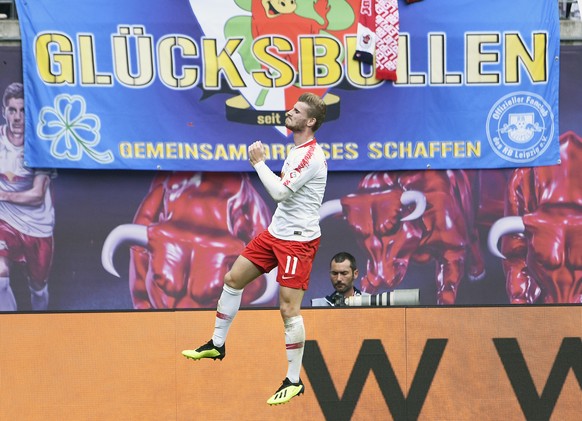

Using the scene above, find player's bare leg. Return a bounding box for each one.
[0,257,16,311]
[182,256,261,360]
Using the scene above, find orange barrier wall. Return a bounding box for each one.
[1,307,580,420]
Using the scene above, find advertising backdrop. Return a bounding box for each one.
[15,0,560,171]
[1,307,580,420]
[1,38,581,312]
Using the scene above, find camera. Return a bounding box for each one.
[332,293,348,307]
[337,289,420,307]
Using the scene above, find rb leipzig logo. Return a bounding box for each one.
[486,91,555,164]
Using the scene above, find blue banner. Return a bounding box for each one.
[16,0,560,171]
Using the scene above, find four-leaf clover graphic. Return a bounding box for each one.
[37,94,114,164]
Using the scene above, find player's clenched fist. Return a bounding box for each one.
[248,141,266,166]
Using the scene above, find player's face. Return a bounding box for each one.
[3,97,25,137]
[285,101,313,132]
[329,260,358,295]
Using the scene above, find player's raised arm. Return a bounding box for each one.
[249,141,292,202]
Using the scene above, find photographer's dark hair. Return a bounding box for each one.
[330,252,357,271]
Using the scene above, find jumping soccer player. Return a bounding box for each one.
[182,92,328,406]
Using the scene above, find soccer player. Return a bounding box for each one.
[0,82,55,311]
[182,92,328,405]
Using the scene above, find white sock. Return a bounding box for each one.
[212,284,243,347]
[284,315,305,384]
[0,276,17,311]
[30,284,49,310]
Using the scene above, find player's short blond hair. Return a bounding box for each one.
[298,92,326,132]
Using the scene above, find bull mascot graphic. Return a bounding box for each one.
[488,131,582,304]
[102,172,277,309]
[321,170,486,305]
[222,0,356,120]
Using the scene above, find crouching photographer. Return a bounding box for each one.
[311,252,419,307]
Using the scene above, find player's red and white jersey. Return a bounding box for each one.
[0,125,55,237]
[269,138,327,242]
